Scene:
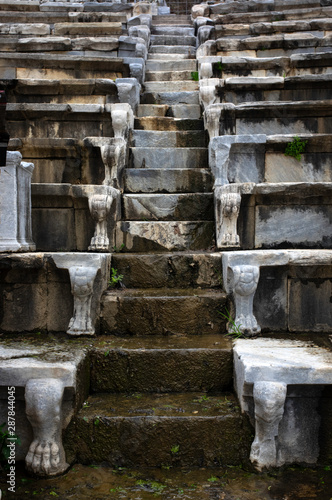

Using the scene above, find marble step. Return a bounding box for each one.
[131,130,206,148]
[214,6,332,25]
[122,193,213,221]
[152,14,191,23]
[145,70,196,82]
[151,26,195,36]
[130,146,207,169]
[150,35,196,46]
[101,287,226,335]
[146,59,197,71]
[143,80,199,93]
[65,391,251,467]
[140,91,199,105]
[115,220,214,252]
[148,52,196,60]
[110,252,221,289]
[149,44,196,55]
[137,104,201,119]
[89,334,232,393]
[134,116,204,131]
[124,168,212,194]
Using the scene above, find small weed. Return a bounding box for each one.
[83,401,90,409]
[216,61,224,73]
[104,350,110,357]
[284,135,307,161]
[108,267,123,289]
[112,243,125,253]
[191,71,199,81]
[218,307,244,339]
[208,476,219,482]
[171,444,180,454]
[94,418,100,426]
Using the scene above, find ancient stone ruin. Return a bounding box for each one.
[0,0,332,483]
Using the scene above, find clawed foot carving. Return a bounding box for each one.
[26,440,64,476]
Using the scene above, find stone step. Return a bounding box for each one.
[146,59,197,71]
[210,0,324,16]
[89,334,232,393]
[0,0,39,11]
[137,104,201,119]
[110,252,221,288]
[115,220,214,253]
[65,391,252,468]
[151,26,195,36]
[148,52,196,60]
[130,147,207,169]
[124,168,212,193]
[149,44,196,55]
[150,35,197,46]
[143,79,199,93]
[122,193,213,221]
[134,116,204,131]
[145,69,196,82]
[53,21,123,36]
[131,130,206,148]
[214,6,332,25]
[140,91,199,105]
[152,14,191,23]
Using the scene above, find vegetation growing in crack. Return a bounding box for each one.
[284,136,307,161]
[218,307,244,339]
[108,267,124,289]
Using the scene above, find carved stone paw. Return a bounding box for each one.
[221,232,240,247]
[26,440,66,476]
[235,313,261,337]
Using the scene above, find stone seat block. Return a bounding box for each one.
[131,130,206,148]
[109,252,222,289]
[145,69,197,82]
[220,181,332,250]
[151,26,195,36]
[210,0,323,16]
[146,59,197,71]
[124,168,212,194]
[149,44,196,55]
[53,22,123,36]
[122,193,213,221]
[101,287,227,335]
[0,251,110,335]
[0,0,39,11]
[130,146,207,169]
[31,183,120,252]
[64,391,251,467]
[143,80,199,93]
[222,248,332,334]
[0,340,88,476]
[5,78,118,104]
[0,52,128,80]
[89,334,232,392]
[221,74,332,103]
[213,6,332,25]
[115,220,215,252]
[205,100,332,137]
[0,11,128,23]
[233,337,332,469]
[0,23,51,36]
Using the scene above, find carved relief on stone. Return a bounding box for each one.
[251,381,287,470]
[88,193,113,251]
[197,26,214,47]
[199,79,219,110]
[204,104,222,139]
[215,189,241,248]
[100,138,126,189]
[128,25,150,44]
[110,103,134,140]
[231,264,261,336]
[67,265,99,336]
[196,40,216,58]
[25,378,68,476]
[130,61,145,84]
[199,62,213,79]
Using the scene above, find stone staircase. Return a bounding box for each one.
[0,0,332,490]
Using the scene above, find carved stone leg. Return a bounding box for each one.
[232,264,260,336]
[88,194,112,251]
[25,378,68,476]
[67,265,99,335]
[250,381,287,471]
[217,192,241,248]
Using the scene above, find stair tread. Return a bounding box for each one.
[105,288,225,298]
[78,392,240,418]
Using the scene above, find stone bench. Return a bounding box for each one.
[222,249,332,334]
[0,251,111,335]
[211,5,332,24]
[31,183,121,252]
[0,10,130,24]
[203,100,332,138]
[208,0,330,17]
[233,337,332,470]
[0,341,88,476]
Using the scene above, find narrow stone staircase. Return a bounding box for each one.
[65,17,253,469]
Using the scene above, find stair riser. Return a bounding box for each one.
[141,91,199,105]
[108,252,222,288]
[130,148,207,169]
[101,293,226,335]
[65,414,252,468]
[149,45,196,54]
[152,27,195,36]
[151,35,196,46]
[135,117,203,131]
[145,70,196,82]
[124,168,213,194]
[137,104,201,119]
[146,59,197,71]
[132,130,206,148]
[144,81,199,92]
[115,221,215,252]
[90,349,232,393]
[123,194,213,221]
